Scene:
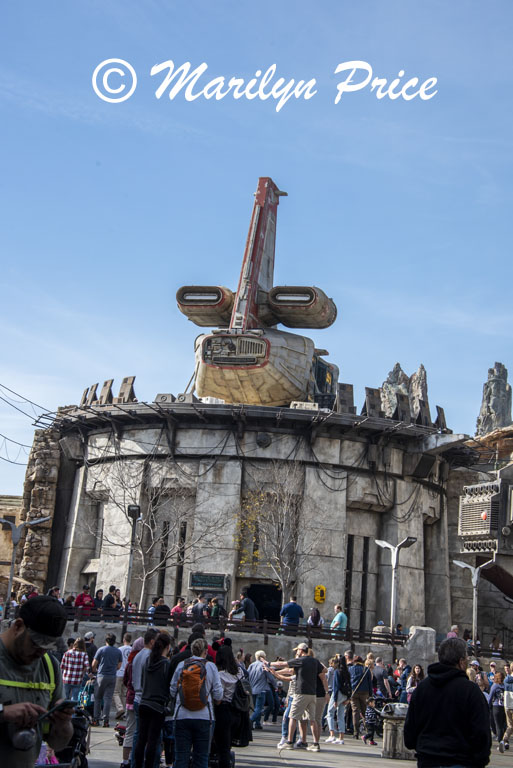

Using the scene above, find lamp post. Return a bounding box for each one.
[375,536,417,631]
[453,557,495,653]
[0,516,51,620]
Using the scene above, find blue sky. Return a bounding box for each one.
[1,1,512,493]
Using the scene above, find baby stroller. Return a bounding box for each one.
[78,680,95,716]
[53,706,91,768]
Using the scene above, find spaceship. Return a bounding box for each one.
[176,177,339,407]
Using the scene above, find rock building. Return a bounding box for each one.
[10,367,468,632]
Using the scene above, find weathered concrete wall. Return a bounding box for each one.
[17,412,452,639]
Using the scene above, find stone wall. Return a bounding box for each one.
[57,619,437,669]
[17,429,61,592]
[0,495,22,586]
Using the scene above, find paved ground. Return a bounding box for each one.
[87,720,510,768]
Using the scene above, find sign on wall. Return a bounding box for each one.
[189,572,228,591]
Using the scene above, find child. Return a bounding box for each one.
[362,697,379,745]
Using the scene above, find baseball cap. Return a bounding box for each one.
[470,660,480,667]
[82,584,90,591]
[293,642,309,652]
[20,595,67,651]
[84,631,95,640]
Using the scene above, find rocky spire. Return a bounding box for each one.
[475,362,512,436]
[381,363,429,419]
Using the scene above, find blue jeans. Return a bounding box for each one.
[264,688,280,722]
[281,695,296,741]
[250,692,266,727]
[327,693,346,733]
[64,683,81,701]
[173,719,212,768]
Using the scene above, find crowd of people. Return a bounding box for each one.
[1,587,511,768]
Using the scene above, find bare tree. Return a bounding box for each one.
[83,455,232,608]
[236,460,322,603]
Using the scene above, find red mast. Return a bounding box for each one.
[229,177,287,331]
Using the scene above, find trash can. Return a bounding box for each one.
[380,703,415,761]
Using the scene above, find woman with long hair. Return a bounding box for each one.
[307,608,325,628]
[406,664,424,702]
[213,644,245,767]
[133,632,172,768]
[325,655,351,744]
[61,637,89,701]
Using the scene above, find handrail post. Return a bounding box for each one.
[122,601,129,637]
[73,606,83,633]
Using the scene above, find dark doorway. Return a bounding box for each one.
[247,583,282,622]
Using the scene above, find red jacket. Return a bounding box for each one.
[75,592,95,614]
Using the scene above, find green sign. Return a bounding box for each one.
[189,572,226,591]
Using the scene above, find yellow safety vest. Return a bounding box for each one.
[0,653,56,734]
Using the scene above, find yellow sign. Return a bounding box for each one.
[314,585,326,603]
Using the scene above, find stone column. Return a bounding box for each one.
[183,458,242,605]
[299,465,347,615]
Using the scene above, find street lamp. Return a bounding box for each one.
[0,516,51,620]
[375,536,417,631]
[453,557,495,653]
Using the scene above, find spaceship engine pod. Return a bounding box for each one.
[269,286,337,328]
[176,285,234,327]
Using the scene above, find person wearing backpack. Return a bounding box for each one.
[170,637,223,768]
[133,632,173,768]
[325,654,351,744]
[348,655,373,738]
[213,644,246,766]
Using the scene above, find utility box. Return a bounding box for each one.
[381,704,415,761]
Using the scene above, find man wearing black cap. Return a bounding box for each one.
[0,595,73,767]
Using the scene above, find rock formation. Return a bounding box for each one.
[381,363,429,419]
[476,362,512,437]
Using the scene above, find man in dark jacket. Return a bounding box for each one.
[404,637,491,767]
[349,656,373,739]
[240,591,258,622]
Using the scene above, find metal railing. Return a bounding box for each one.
[66,606,407,653]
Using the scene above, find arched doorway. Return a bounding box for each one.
[247,583,282,622]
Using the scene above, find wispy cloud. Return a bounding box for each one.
[0,68,207,139]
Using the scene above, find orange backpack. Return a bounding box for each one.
[178,658,209,711]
